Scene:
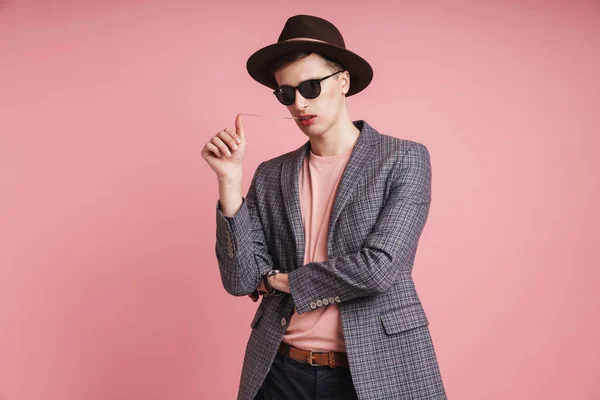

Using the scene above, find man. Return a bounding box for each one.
[202,14,447,400]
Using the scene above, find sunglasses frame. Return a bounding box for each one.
[273,70,345,105]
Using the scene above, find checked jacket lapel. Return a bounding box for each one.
[280,120,380,271]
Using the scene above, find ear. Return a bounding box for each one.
[340,70,350,95]
[273,72,281,87]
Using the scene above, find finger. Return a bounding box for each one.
[223,127,241,145]
[220,129,240,150]
[211,136,232,157]
[248,291,259,302]
[205,142,222,158]
[235,113,245,142]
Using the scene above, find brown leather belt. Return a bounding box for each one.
[278,342,349,368]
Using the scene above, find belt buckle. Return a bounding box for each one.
[308,351,328,367]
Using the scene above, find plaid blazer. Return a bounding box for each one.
[215,120,447,400]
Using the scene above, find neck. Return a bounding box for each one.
[309,112,360,157]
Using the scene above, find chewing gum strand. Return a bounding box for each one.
[240,113,301,120]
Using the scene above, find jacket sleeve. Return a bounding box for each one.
[215,162,274,296]
[288,142,432,314]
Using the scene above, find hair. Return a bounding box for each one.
[268,52,345,76]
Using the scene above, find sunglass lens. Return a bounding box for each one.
[299,80,321,99]
[276,87,295,105]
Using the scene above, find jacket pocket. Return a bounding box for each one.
[380,303,429,335]
[250,306,265,329]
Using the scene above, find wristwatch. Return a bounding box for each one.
[262,269,283,297]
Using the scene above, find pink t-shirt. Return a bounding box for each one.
[282,146,353,352]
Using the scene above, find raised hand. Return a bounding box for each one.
[201,113,246,179]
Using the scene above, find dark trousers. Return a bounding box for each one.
[253,345,359,400]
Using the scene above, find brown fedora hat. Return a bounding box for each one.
[246,14,373,97]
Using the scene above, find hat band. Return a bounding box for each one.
[281,37,330,45]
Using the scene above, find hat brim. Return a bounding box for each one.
[246,40,373,97]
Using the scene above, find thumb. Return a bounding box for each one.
[236,113,245,142]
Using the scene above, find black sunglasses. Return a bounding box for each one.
[273,70,344,105]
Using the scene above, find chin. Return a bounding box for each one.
[299,119,325,130]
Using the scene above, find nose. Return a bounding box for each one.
[292,88,309,110]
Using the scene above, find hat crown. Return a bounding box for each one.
[277,15,346,49]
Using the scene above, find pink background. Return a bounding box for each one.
[1,1,599,399]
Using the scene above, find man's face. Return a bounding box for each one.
[274,53,349,137]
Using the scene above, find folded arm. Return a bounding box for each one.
[287,142,432,314]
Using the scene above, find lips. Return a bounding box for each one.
[298,114,316,120]
[300,115,317,126]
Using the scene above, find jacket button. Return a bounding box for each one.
[281,317,287,326]
[322,298,329,305]
[309,302,317,309]
[328,297,335,304]
[316,299,323,307]
[228,252,234,258]
[334,296,341,303]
